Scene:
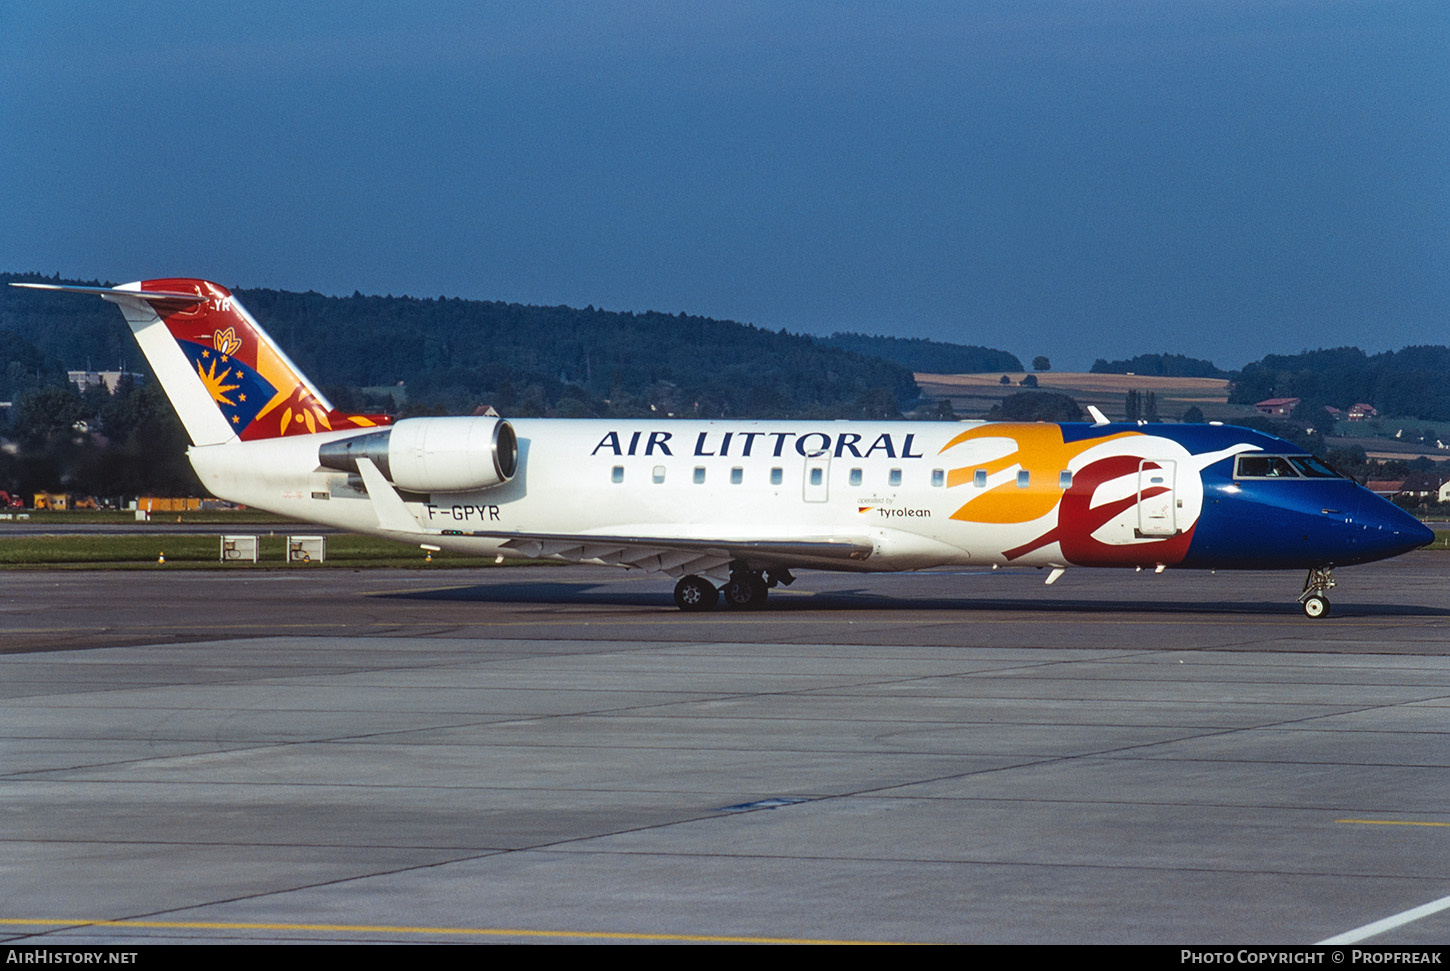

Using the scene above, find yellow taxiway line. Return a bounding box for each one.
[0,917,920,945]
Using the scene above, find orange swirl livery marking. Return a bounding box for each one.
[939,424,1200,567]
[940,424,1141,524]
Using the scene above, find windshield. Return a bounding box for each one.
[1235,454,1345,480]
[1288,456,1342,478]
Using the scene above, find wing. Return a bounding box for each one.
[467,530,874,580]
[353,456,872,579]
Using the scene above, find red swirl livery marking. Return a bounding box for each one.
[1003,454,1193,566]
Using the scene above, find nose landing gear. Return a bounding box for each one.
[1298,566,1335,618]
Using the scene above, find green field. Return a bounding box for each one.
[2,509,298,525]
[0,533,547,569]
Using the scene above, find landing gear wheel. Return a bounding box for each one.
[674,575,719,612]
[721,572,768,610]
[1299,567,1336,619]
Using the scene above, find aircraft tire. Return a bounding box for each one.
[674,575,719,612]
[722,573,768,610]
[1302,595,1329,619]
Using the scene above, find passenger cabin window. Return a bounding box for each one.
[1059,470,1072,489]
[730,467,743,485]
[770,467,783,485]
[889,469,902,487]
[973,469,987,488]
[652,466,666,484]
[931,469,944,487]
[1017,470,1030,488]
[611,466,624,484]
[849,469,862,487]
[693,467,706,484]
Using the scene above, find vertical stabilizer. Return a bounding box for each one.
[12,279,388,447]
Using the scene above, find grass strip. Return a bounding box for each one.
[0,533,543,569]
[1,510,296,525]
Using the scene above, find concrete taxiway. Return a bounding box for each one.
[3,556,1450,944]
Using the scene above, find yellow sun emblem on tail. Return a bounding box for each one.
[196,356,241,406]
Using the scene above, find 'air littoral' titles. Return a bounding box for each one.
[591,430,924,459]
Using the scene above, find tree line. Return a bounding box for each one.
[1228,346,1450,422]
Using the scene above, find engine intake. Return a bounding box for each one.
[319,417,518,493]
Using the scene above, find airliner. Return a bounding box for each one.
[15,278,1434,617]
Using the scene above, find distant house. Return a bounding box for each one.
[1365,480,1406,498]
[1400,472,1450,501]
[67,369,142,394]
[1254,397,1300,417]
[1347,403,1378,421]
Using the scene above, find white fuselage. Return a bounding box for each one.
[187,418,1251,576]
[190,419,1037,572]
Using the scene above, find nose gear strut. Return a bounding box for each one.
[1298,566,1336,618]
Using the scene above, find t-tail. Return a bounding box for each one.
[12,278,389,445]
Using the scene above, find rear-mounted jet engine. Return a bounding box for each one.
[319,416,518,492]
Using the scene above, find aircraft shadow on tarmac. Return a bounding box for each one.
[377,581,1450,618]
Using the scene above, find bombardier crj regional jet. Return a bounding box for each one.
[16,279,1434,617]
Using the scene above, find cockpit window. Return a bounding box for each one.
[1235,454,1343,480]
[1288,456,1343,479]
[1235,455,1300,478]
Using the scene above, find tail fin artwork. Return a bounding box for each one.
[13,279,389,446]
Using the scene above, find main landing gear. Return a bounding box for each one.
[721,571,769,610]
[673,566,793,612]
[1298,566,1335,619]
[673,574,718,612]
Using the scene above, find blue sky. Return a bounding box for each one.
[3,1,1446,370]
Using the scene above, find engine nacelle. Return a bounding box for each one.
[319,417,518,493]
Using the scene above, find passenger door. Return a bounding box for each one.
[1137,460,1177,537]
[803,452,830,503]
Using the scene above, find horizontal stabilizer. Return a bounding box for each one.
[11,282,205,304]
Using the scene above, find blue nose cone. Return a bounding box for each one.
[1361,501,1436,560]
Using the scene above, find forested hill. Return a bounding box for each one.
[0,273,918,419]
[1090,353,1229,379]
[823,332,1022,374]
[1228,346,1450,421]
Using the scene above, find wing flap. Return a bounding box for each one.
[352,461,873,574]
[484,529,873,574]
